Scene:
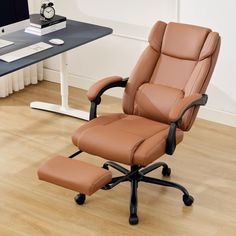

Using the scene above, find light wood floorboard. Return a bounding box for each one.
[0,81,235,236]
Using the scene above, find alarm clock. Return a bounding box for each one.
[40,2,56,20]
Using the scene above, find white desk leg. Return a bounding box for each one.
[60,52,69,110]
[30,52,89,120]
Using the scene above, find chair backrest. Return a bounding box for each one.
[123,21,220,131]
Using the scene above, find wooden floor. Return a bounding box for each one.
[0,81,235,236]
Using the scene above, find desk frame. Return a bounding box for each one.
[30,53,89,120]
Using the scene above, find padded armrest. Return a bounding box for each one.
[169,93,207,123]
[87,76,128,120]
[87,76,126,102]
[166,93,207,155]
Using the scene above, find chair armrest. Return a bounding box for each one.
[88,76,128,120]
[169,93,208,123]
[87,76,128,102]
[166,93,208,155]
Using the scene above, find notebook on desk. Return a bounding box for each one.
[30,14,67,29]
[25,14,67,36]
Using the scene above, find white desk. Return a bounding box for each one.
[0,20,113,120]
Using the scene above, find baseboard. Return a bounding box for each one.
[198,107,236,128]
[44,68,236,128]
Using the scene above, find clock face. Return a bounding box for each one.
[43,6,55,20]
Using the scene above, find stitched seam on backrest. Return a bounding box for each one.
[182,61,199,89]
[196,31,211,60]
[161,52,198,61]
[187,61,205,96]
[199,57,212,93]
[150,53,163,84]
[131,51,161,114]
[147,25,167,83]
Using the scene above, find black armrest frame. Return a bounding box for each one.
[166,94,208,155]
[89,78,129,120]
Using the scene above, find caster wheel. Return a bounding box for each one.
[74,193,86,205]
[183,194,194,206]
[162,167,171,177]
[129,214,139,225]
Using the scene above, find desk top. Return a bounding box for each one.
[0,20,113,77]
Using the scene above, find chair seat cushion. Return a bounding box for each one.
[72,114,183,166]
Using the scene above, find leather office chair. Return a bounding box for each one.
[38,21,221,225]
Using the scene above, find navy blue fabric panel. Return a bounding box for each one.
[0,20,113,76]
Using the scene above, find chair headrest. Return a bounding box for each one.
[161,22,211,60]
[149,21,219,61]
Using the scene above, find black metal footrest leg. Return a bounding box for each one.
[129,179,139,225]
[140,162,170,176]
[68,150,83,158]
[103,176,129,190]
[103,161,129,174]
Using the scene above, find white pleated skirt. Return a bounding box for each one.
[0,62,43,97]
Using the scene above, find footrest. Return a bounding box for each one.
[38,156,112,196]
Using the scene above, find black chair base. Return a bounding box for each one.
[75,161,194,225]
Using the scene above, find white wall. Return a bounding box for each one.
[27,0,34,13]
[31,0,236,126]
[179,0,236,115]
[34,0,176,27]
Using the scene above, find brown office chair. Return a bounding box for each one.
[38,21,221,225]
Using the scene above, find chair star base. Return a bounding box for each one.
[74,160,194,225]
